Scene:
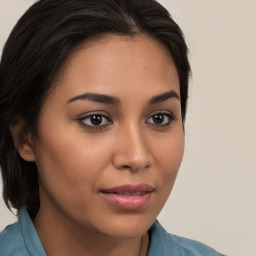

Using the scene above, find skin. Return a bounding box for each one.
[14,35,184,256]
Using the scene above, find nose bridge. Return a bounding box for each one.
[113,120,153,171]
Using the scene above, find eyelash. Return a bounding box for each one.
[145,111,176,128]
[78,113,112,131]
[78,111,176,131]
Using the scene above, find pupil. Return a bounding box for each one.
[153,114,164,124]
[91,115,102,125]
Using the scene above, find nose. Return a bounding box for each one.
[112,123,154,172]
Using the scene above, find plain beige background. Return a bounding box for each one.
[0,1,255,256]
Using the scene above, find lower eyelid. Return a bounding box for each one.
[77,114,112,128]
[77,111,176,130]
[146,113,176,124]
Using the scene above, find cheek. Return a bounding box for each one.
[153,129,184,173]
[141,128,184,219]
[152,129,184,192]
[34,128,113,199]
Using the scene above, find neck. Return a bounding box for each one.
[33,206,150,256]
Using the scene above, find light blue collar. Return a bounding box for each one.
[19,208,47,256]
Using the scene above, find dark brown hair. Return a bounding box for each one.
[0,0,190,217]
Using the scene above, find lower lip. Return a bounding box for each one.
[101,192,152,210]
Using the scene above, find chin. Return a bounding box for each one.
[87,211,157,239]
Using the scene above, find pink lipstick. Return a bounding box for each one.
[100,184,154,210]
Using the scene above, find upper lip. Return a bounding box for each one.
[101,183,154,193]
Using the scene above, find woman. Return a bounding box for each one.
[0,0,225,255]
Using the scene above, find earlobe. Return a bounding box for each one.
[9,123,36,162]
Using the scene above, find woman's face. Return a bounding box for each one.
[32,35,184,238]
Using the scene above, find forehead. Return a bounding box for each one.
[52,34,179,103]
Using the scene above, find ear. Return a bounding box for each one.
[9,122,36,162]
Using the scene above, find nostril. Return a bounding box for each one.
[121,165,134,171]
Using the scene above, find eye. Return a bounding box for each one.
[146,112,175,126]
[78,114,112,128]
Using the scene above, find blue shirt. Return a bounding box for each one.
[0,208,226,255]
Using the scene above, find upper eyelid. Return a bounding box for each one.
[77,111,112,125]
[77,110,175,119]
[79,115,112,124]
[80,114,111,121]
[77,109,176,122]
[146,113,175,122]
[78,114,112,130]
[146,110,175,118]
[145,110,176,125]
[78,111,112,119]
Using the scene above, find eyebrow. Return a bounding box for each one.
[67,93,120,105]
[67,90,180,105]
[149,90,180,104]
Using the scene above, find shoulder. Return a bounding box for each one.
[0,222,30,256]
[0,208,47,256]
[148,220,226,256]
[170,233,226,256]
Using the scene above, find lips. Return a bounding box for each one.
[100,184,154,210]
